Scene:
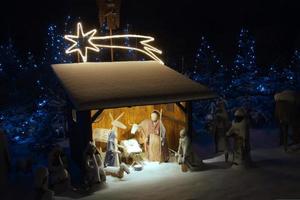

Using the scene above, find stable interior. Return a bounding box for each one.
[91,102,187,164]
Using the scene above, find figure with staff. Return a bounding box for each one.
[136,110,169,162]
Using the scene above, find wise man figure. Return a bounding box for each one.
[104,129,120,167]
[226,108,251,166]
[138,111,169,162]
[34,167,55,200]
[211,100,231,162]
[48,145,72,194]
[84,142,106,187]
[84,142,129,188]
[177,128,190,172]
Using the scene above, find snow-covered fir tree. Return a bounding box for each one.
[287,49,300,89]
[231,28,259,97]
[43,16,73,64]
[189,36,229,131]
[191,36,228,94]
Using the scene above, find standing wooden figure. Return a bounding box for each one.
[211,100,231,161]
[226,108,251,166]
[138,110,169,162]
[104,112,127,167]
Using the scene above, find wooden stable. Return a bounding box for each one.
[91,103,187,152]
[52,61,216,168]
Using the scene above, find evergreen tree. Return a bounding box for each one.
[0,38,22,76]
[288,49,300,89]
[231,28,258,97]
[123,24,137,61]
[191,36,228,95]
[44,16,73,64]
[189,37,228,132]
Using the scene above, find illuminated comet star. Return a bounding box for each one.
[64,23,164,64]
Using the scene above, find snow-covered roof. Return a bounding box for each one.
[52,61,216,111]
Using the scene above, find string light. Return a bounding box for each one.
[64,23,99,62]
[64,22,164,64]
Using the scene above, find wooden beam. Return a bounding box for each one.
[176,102,187,113]
[176,102,192,137]
[91,109,104,123]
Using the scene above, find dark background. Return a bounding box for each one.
[1,0,300,67]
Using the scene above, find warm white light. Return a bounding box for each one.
[64,22,164,64]
[64,23,99,62]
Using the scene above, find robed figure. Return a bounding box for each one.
[211,100,231,162]
[139,111,169,162]
[226,108,251,166]
[48,145,71,193]
[104,130,120,167]
[84,142,106,186]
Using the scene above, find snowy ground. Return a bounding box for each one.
[2,128,300,200]
[54,147,300,200]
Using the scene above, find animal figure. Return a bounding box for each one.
[104,163,130,178]
[93,112,127,144]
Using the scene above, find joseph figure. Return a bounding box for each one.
[139,111,169,162]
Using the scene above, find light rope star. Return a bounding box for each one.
[64,23,99,62]
[64,22,164,64]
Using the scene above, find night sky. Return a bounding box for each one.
[1,0,300,67]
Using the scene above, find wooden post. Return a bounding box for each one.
[176,101,193,140]
[110,28,114,61]
[175,101,192,138]
[186,102,193,140]
[77,52,80,63]
[91,109,104,123]
[181,56,184,73]
[69,110,93,169]
[96,0,120,61]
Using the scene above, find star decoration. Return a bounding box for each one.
[64,23,99,62]
[64,22,164,64]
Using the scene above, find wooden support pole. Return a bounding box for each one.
[69,110,93,169]
[91,109,104,123]
[110,28,114,61]
[176,102,187,113]
[185,101,193,139]
[78,111,93,142]
[175,101,193,139]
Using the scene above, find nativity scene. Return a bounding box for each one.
[51,61,216,178]
[93,107,173,169]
